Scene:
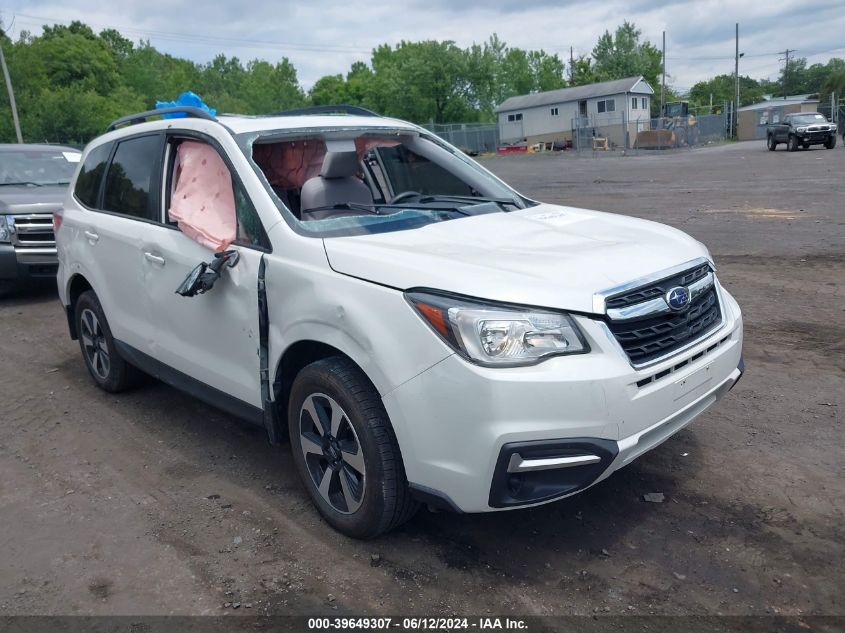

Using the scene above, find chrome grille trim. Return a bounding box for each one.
[607,296,670,321]
[592,256,713,314]
[605,274,716,322]
[9,213,56,248]
[599,264,725,367]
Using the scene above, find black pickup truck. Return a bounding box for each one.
[767,112,837,151]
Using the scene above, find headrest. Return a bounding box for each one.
[320,151,360,179]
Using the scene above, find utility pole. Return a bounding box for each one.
[660,31,666,117]
[779,49,796,99]
[734,23,740,137]
[0,33,22,143]
[570,46,575,84]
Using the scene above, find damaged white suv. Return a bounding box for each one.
[56,105,743,538]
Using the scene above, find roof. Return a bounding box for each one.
[495,77,653,113]
[217,114,419,136]
[738,97,820,112]
[91,112,423,150]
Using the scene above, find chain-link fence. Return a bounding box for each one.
[424,112,729,158]
[422,123,499,155]
[570,111,728,154]
[818,98,844,135]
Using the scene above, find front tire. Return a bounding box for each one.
[767,135,777,151]
[825,135,836,149]
[787,135,799,152]
[74,290,139,392]
[287,357,419,539]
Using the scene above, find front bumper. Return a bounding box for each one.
[0,243,58,283]
[798,132,835,144]
[383,285,744,513]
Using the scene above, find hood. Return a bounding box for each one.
[0,184,67,214]
[323,203,710,314]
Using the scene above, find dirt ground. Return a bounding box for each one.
[1,141,842,619]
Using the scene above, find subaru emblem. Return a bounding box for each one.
[666,286,690,311]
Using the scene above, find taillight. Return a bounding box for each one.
[53,210,63,232]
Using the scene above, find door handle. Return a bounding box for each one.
[144,252,166,266]
[84,230,99,243]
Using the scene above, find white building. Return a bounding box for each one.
[496,76,655,148]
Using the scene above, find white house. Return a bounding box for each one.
[495,76,655,148]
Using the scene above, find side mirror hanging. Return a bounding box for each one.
[175,249,240,297]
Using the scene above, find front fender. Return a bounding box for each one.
[264,257,453,399]
[271,320,393,396]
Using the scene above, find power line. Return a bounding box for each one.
[9,12,375,54]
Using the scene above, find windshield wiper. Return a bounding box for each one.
[417,194,519,208]
[303,202,383,216]
[384,203,472,216]
[303,202,473,218]
[0,181,43,187]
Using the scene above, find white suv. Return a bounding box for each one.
[56,105,743,538]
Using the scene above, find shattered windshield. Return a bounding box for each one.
[0,147,81,186]
[241,129,531,237]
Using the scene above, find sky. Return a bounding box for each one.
[2,0,844,93]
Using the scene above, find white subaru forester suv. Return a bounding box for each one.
[56,105,743,538]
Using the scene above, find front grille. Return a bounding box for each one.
[10,213,56,248]
[605,264,722,365]
[605,264,708,310]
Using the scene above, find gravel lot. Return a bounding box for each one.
[1,141,842,619]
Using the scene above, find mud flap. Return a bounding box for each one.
[258,255,283,444]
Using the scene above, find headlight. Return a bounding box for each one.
[0,215,14,243]
[796,126,807,133]
[406,290,589,367]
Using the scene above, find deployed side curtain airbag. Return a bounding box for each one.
[169,141,237,251]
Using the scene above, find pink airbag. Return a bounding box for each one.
[169,141,236,251]
[252,138,401,190]
[253,140,325,189]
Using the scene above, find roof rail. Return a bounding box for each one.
[270,104,381,118]
[106,106,218,132]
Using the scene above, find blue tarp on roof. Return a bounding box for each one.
[155,91,216,118]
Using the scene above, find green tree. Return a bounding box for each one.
[99,28,134,61]
[368,40,471,123]
[821,70,845,104]
[591,21,662,92]
[239,59,305,113]
[529,50,567,92]
[309,74,349,105]
[689,74,766,110]
[570,56,596,86]
[345,62,375,106]
[32,32,120,94]
[122,42,201,108]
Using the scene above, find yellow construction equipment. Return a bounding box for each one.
[635,101,700,149]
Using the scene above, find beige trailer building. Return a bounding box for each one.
[495,76,654,149]
[737,95,821,141]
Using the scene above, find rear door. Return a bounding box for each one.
[73,134,164,354]
[141,133,270,410]
[776,116,790,142]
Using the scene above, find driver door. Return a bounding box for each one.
[142,134,271,412]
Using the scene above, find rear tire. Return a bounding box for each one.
[767,135,777,151]
[287,356,419,539]
[787,135,799,152]
[74,290,139,392]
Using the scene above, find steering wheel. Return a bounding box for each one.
[389,191,422,204]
